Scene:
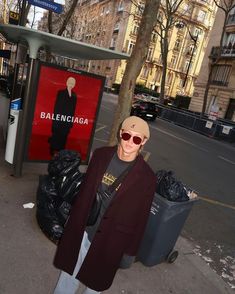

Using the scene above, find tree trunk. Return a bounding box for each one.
[201,63,213,116]
[57,0,79,36]
[108,0,161,146]
[48,11,53,33]
[159,29,169,104]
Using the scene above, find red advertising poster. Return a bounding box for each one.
[27,62,105,162]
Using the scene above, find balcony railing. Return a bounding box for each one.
[210,46,235,59]
[210,80,229,87]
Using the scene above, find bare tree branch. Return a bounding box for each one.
[57,0,79,36]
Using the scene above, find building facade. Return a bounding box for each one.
[72,0,217,98]
[36,0,217,99]
[190,7,235,121]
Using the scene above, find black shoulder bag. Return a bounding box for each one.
[87,161,135,226]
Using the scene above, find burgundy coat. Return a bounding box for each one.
[54,146,156,291]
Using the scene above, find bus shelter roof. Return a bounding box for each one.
[0,24,130,60]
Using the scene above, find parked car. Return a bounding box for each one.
[130,99,158,121]
[0,75,8,91]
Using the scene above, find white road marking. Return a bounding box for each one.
[218,156,235,165]
[101,105,112,111]
[95,126,106,133]
[143,151,151,162]
[94,138,108,143]
[150,125,209,152]
[199,195,235,211]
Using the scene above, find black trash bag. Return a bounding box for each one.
[156,170,189,202]
[48,150,81,177]
[55,173,84,225]
[36,175,64,243]
[54,168,82,193]
[36,201,64,244]
[36,175,59,208]
[56,201,72,226]
[57,172,84,203]
[57,159,80,177]
[36,150,84,244]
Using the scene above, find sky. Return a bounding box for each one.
[27,0,65,28]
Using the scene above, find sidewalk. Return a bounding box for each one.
[0,138,233,294]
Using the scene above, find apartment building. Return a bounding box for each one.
[36,0,217,98]
[190,7,235,121]
[72,0,217,98]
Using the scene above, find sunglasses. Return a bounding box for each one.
[121,132,143,145]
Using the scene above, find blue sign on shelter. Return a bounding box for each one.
[28,0,63,14]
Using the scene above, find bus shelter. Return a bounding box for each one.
[0,24,129,176]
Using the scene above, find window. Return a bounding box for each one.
[166,72,173,85]
[110,38,117,49]
[114,21,120,32]
[179,78,185,88]
[141,66,149,79]
[151,32,157,42]
[154,68,162,83]
[170,55,176,67]
[208,95,219,114]
[128,41,135,54]
[136,2,145,15]
[186,44,197,56]
[100,6,105,15]
[200,0,212,4]
[183,60,192,73]
[228,13,235,25]
[157,11,163,22]
[132,23,139,35]
[182,3,192,14]
[197,10,207,22]
[174,39,181,51]
[106,3,110,14]
[211,65,232,87]
[194,27,202,37]
[118,0,124,12]
[147,48,154,61]
[226,33,235,47]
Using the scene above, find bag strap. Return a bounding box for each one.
[106,159,136,194]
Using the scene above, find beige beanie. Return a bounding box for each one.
[121,116,150,139]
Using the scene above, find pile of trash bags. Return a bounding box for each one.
[155,170,197,202]
[36,150,84,244]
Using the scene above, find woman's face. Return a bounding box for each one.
[66,77,76,90]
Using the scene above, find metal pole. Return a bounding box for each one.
[182,33,198,88]
[13,58,37,177]
[19,0,27,26]
[10,0,29,177]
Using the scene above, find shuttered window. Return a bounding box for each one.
[211,65,232,87]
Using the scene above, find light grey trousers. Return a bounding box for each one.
[53,232,101,294]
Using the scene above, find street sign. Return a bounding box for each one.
[28,0,63,14]
[9,11,19,25]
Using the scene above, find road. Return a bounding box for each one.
[94,93,235,289]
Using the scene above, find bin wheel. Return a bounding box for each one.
[166,250,178,263]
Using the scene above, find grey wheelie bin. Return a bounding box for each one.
[137,192,198,266]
